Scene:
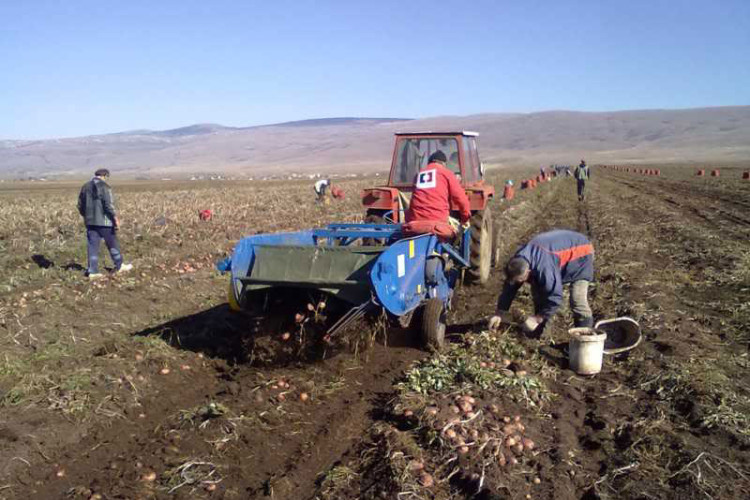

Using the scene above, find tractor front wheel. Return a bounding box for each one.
[467,207,493,284]
[420,298,446,352]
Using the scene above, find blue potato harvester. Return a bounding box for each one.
[218,223,473,351]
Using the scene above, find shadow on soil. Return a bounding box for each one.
[134,303,425,367]
[134,303,253,363]
[30,253,87,272]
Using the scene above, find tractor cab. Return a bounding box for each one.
[361,132,497,283]
[362,132,494,222]
[389,132,483,186]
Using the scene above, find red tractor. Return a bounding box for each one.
[361,131,498,283]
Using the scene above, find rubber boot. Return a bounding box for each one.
[574,316,594,328]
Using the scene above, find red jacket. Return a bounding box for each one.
[406,162,471,224]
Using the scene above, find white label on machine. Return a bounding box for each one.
[397,254,405,277]
[416,169,437,189]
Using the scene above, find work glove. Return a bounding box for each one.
[461,221,471,230]
[521,315,543,334]
[487,315,503,332]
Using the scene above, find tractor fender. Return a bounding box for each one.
[370,234,436,317]
[361,187,400,212]
[465,184,495,212]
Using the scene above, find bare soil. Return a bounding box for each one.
[1,165,749,499]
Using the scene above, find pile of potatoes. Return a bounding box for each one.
[403,393,536,487]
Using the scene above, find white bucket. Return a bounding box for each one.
[568,327,607,375]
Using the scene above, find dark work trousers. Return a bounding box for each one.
[86,226,123,274]
[577,180,586,200]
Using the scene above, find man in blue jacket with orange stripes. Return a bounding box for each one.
[488,230,594,334]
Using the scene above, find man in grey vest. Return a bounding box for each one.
[574,160,591,201]
[77,168,133,279]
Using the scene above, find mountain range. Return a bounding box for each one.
[1,107,748,178]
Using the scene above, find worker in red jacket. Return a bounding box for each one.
[403,151,472,240]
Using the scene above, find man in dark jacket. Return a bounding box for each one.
[77,169,132,278]
[488,230,594,334]
[574,160,590,201]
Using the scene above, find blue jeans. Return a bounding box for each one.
[86,226,123,274]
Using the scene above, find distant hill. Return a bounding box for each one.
[1,107,748,178]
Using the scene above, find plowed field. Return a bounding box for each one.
[1,164,749,500]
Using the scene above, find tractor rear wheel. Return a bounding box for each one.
[491,220,502,268]
[420,298,446,352]
[466,207,493,284]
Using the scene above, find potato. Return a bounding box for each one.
[408,460,424,472]
[419,472,434,488]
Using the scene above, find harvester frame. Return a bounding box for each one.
[222,222,475,351]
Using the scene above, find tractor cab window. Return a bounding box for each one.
[462,137,481,183]
[392,137,459,185]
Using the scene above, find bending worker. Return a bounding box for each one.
[403,151,471,240]
[314,178,331,202]
[488,229,594,334]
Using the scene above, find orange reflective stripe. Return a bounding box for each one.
[551,244,594,268]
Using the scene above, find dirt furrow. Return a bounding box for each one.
[9,170,749,500]
[612,174,750,230]
[17,180,565,499]
[21,337,425,499]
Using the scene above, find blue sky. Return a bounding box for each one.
[1,0,748,139]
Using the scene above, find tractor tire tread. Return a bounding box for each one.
[466,207,493,284]
[420,298,446,352]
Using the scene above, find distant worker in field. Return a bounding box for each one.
[488,229,594,335]
[574,159,590,201]
[503,179,515,201]
[77,168,133,279]
[314,178,332,203]
[404,150,471,241]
